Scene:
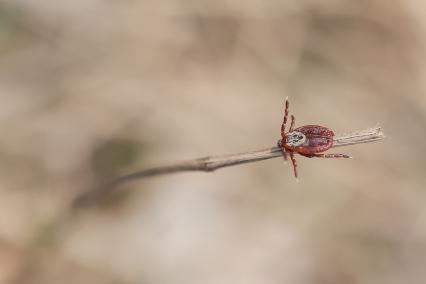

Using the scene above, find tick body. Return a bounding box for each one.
[278,97,350,179]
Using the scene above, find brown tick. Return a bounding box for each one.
[277,97,351,179]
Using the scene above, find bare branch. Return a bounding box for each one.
[74,127,384,207]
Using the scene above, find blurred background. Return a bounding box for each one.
[1,0,426,283]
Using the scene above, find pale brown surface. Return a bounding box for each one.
[73,127,383,208]
[0,1,425,283]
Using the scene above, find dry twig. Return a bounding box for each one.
[74,127,384,207]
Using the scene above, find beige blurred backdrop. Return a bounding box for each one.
[1,0,426,283]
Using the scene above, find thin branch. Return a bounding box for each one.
[74,126,384,207]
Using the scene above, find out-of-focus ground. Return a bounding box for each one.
[1,0,426,283]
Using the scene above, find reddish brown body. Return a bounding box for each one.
[278,97,350,179]
[283,125,334,155]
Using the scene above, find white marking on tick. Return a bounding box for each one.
[286,131,306,147]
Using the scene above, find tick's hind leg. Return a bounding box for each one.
[302,153,352,158]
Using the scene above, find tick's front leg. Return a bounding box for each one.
[277,139,288,161]
[281,97,290,139]
[289,152,298,179]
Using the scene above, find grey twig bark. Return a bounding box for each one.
[74,126,384,207]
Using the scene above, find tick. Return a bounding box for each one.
[277,97,351,179]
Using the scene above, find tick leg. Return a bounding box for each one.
[290,152,298,179]
[281,97,290,139]
[277,139,288,161]
[282,150,288,162]
[301,153,352,158]
[290,115,295,132]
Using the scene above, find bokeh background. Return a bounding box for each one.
[1,0,426,283]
